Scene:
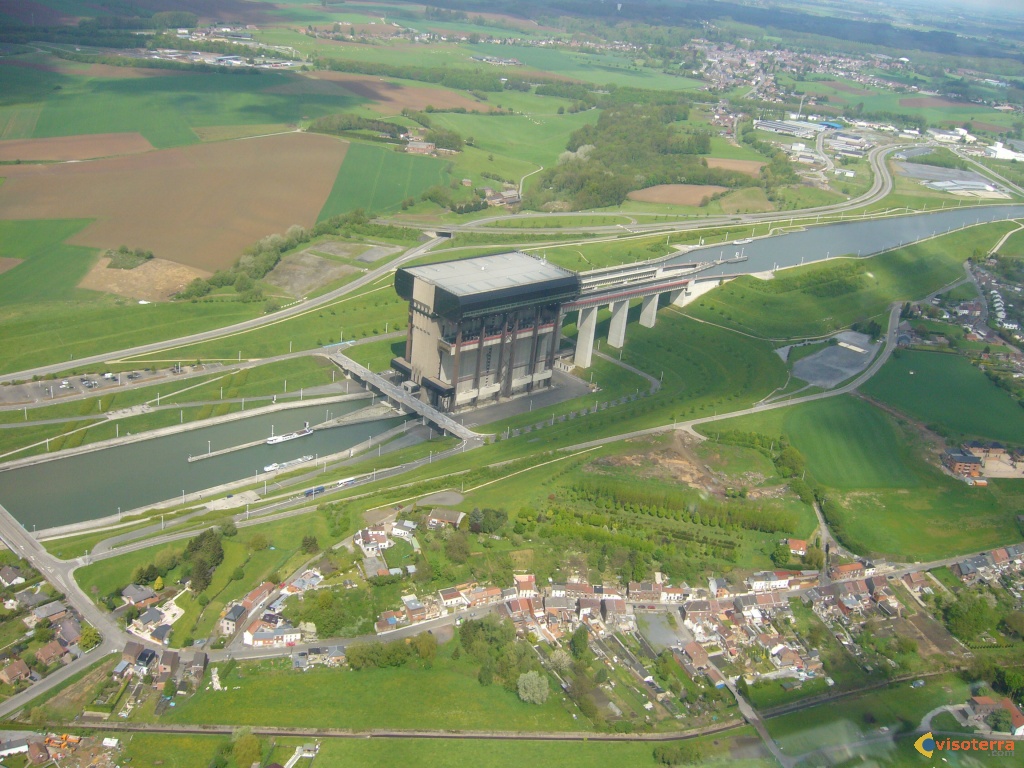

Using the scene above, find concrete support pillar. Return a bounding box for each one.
[607,300,629,349]
[574,306,598,368]
[669,288,685,305]
[640,294,659,328]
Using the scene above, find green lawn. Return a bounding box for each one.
[317,142,450,220]
[163,653,579,732]
[861,350,1024,444]
[706,396,1024,560]
[682,223,1016,339]
[128,279,405,363]
[782,397,916,489]
[765,673,971,756]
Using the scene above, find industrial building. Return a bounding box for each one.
[392,252,581,410]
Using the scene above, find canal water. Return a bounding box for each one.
[0,401,405,530]
[676,204,1024,278]
[3,205,1023,530]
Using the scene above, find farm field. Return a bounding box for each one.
[0,219,258,373]
[300,70,484,113]
[317,141,449,220]
[682,223,1014,339]
[706,397,1024,560]
[0,57,362,149]
[0,131,153,161]
[861,350,1024,443]
[627,184,728,205]
[0,131,347,271]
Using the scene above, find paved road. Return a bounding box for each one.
[384,143,904,237]
[0,237,445,385]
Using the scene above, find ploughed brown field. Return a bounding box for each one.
[705,158,764,176]
[820,80,871,95]
[627,184,728,205]
[900,96,966,108]
[0,132,347,271]
[0,133,154,161]
[298,71,483,113]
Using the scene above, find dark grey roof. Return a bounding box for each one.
[396,252,580,320]
[402,252,575,297]
[225,604,246,622]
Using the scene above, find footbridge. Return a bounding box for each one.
[328,350,482,441]
[567,253,746,367]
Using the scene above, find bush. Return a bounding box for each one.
[517,671,550,704]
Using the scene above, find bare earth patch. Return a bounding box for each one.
[82,63,186,79]
[820,80,871,95]
[301,71,483,113]
[627,184,728,205]
[0,257,22,275]
[263,251,359,298]
[900,96,966,108]
[705,158,765,176]
[0,131,348,271]
[79,256,211,302]
[0,133,153,161]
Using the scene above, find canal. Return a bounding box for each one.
[677,204,1024,278]
[0,401,405,530]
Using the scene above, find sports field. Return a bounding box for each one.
[861,350,1024,443]
[0,131,347,271]
[317,142,449,220]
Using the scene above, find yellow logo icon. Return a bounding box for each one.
[915,732,935,758]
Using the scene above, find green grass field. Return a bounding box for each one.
[0,217,262,373]
[765,672,971,756]
[706,396,1024,560]
[683,223,1016,339]
[317,142,450,219]
[163,649,579,732]
[0,58,363,149]
[861,350,1024,444]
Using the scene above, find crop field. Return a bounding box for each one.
[427,109,600,168]
[682,223,1014,339]
[705,157,765,176]
[861,350,1024,443]
[0,131,153,161]
[317,142,449,220]
[706,397,1024,560]
[627,184,728,205]
[299,70,484,113]
[0,56,365,149]
[0,132,347,271]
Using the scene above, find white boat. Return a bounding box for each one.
[263,454,313,473]
[733,238,753,245]
[266,422,312,445]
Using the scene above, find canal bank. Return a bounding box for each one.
[0,391,372,473]
[0,396,409,530]
[37,417,428,541]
